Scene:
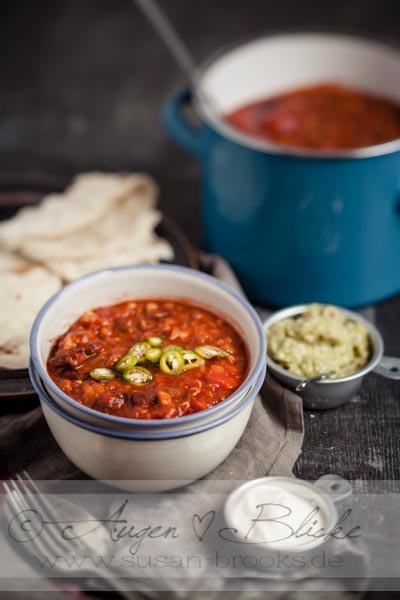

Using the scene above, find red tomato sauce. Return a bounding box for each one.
[225,83,400,150]
[47,299,248,419]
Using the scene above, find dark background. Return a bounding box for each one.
[1,0,400,248]
[1,0,400,483]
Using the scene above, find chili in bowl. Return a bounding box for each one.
[30,265,266,433]
[29,359,265,491]
[46,298,249,421]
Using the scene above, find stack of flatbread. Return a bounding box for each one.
[0,172,174,369]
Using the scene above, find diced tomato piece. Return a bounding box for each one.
[157,391,172,406]
[205,365,238,390]
[82,381,106,401]
[190,398,208,412]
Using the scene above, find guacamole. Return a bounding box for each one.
[267,304,371,378]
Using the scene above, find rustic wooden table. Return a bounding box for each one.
[1,0,399,484]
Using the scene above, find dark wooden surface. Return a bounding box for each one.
[1,0,400,483]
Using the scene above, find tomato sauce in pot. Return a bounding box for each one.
[47,299,248,420]
[225,83,400,150]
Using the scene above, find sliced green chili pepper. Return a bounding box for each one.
[128,341,151,363]
[194,345,230,359]
[90,368,115,381]
[115,354,138,372]
[182,350,205,370]
[123,366,153,385]
[160,350,185,375]
[145,347,162,363]
[147,336,163,347]
[162,344,183,353]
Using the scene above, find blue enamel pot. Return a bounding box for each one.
[162,33,400,307]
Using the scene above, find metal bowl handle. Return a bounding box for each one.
[373,356,400,380]
[314,474,352,503]
[295,373,329,392]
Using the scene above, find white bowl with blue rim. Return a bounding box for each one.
[29,359,265,491]
[30,265,266,434]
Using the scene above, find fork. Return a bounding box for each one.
[2,471,158,599]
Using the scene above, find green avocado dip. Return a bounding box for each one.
[267,304,371,378]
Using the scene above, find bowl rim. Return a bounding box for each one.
[263,303,384,384]
[194,30,400,160]
[29,359,265,440]
[30,264,267,428]
[223,475,338,553]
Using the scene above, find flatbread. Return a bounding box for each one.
[0,266,62,369]
[47,238,174,281]
[0,248,38,273]
[20,200,160,262]
[0,172,158,251]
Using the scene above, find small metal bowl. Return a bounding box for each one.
[263,305,400,410]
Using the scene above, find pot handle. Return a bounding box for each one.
[373,356,400,380]
[161,86,205,158]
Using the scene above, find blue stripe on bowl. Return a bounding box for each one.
[30,359,266,440]
[30,264,266,429]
